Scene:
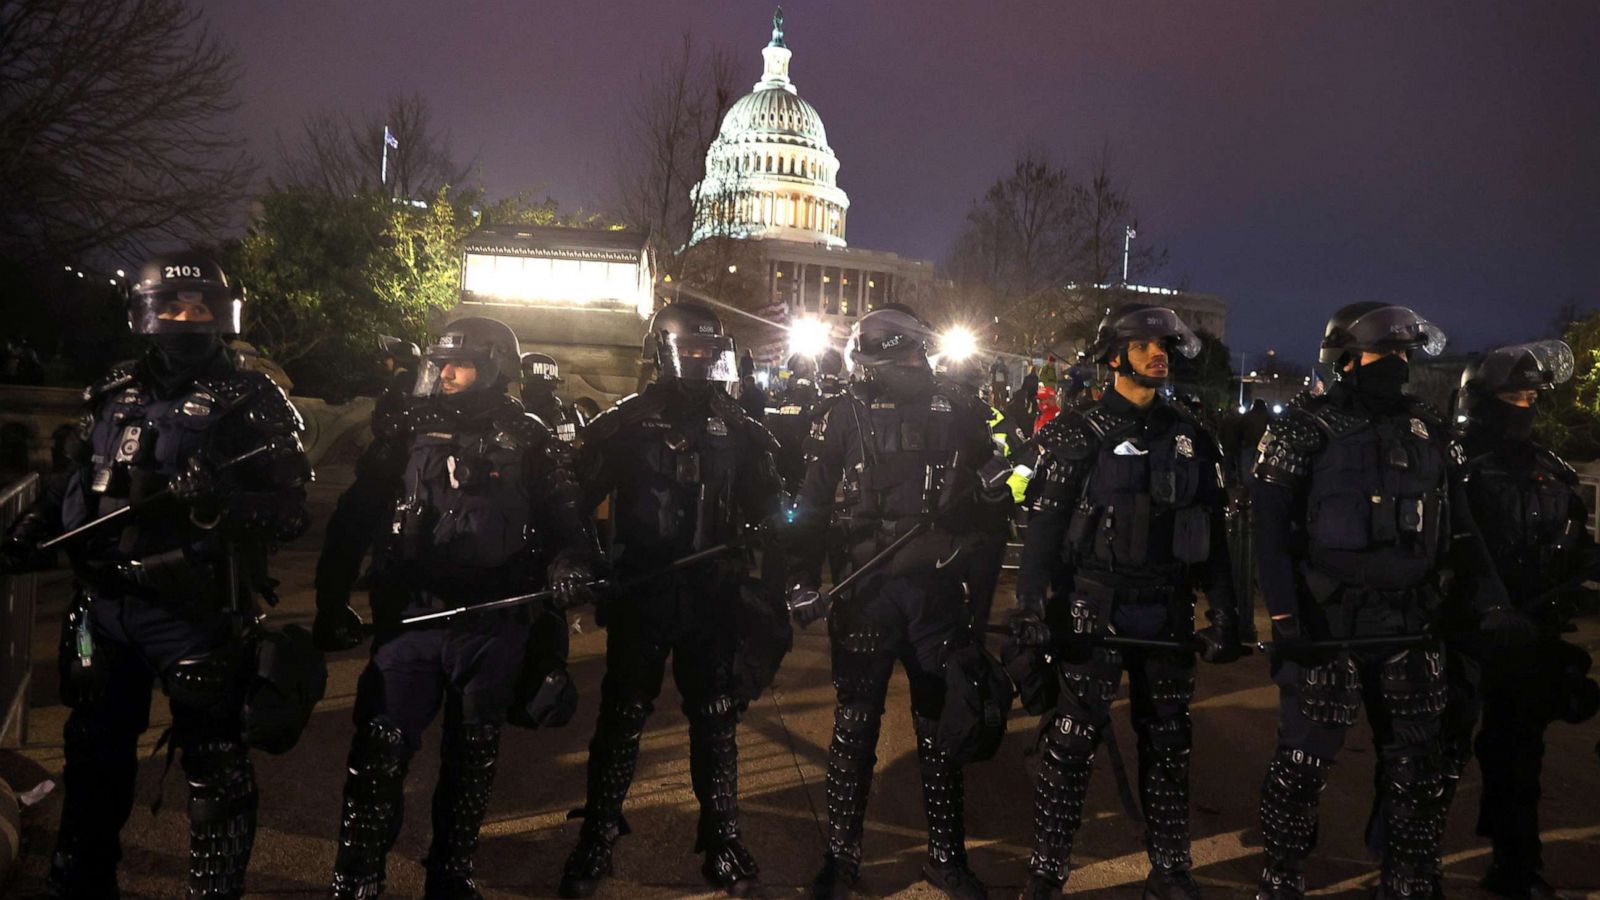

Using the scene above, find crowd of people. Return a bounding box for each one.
[1,248,1596,900]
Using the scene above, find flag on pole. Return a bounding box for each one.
[384,126,399,149]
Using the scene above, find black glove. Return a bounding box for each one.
[1480,605,1537,646]
[1268,614,1316,664]
[1007,605,1052,648]
[788,584,828,628]
[313,602,365,652]
[169,456,220,515]
[549,557,599,611]
[1196,607,1244,664]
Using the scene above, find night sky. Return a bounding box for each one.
[201,0,1600,365]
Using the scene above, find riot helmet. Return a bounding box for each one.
[521,351,562,384]
[1458,339,1573,434]
[785,352,818,383]
[937,354,986,396]
[378,335,420,371]
[642,301,738,382]
[848,304,932,370]
[127,251,243,335]
[816,347,845,379]
[414,317,520,397]
[1319,301,1446,366]
[1086,303,1201,364]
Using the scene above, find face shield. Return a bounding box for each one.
[129,285,241,335]
[414,344,494,397]
[660,332,738,382]
[1344,306,1447,358]
[1468,339,1574,394]
[1113,307,1202,359]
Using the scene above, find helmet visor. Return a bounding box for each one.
[661,333,738,382]
[129,286,241,335]
[1344,306,1447,357]
[1472,339,1574,393]
[1114,307,1202,359]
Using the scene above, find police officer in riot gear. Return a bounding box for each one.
[787,304,1009,900]
[312,335,424,651]
[559,300,782,898]
[769,349,851,495]
[322,317,598,899]
[0,251,311,899]
[938,352,1020,632]
[1250,302,1525,899]
[1454,341,1600,899]
[520,351,586,444]
[1009,303,1240,900]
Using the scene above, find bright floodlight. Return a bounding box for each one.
[940,326,978,362]
[788,317,830,358]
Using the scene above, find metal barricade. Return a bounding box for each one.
[1,474,38,747]
[1578,471,1600,542]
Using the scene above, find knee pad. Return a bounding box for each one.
[1383,754,1445,815]
[686,694,743,727]
[1149,671,1197,706]
[1139,711,1192,752]
[166,649,243,721]
[830,702,882,768]
[597,698,652,742]
[183,739,257,824]
[349,717,413,778]
[1046,713,1099,755]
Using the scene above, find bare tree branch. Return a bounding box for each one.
[0,0,254,261]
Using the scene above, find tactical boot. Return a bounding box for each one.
[1018,874,1061,899]
[559,817,627,899]
[422,723,500,900]
[701,837,764,897]
[1480,862,1559,900]
[331,720,412,900]
[914,716,985,900]
[560,699,648,898]
[810,854,860,900]
[1144,867,1203,900]
[921,859,988,900]
[1256,749,1330,900]
[1028,714,1097,888]
[817,702,880,896]
[689,696,763,897]
[45,846,121,900]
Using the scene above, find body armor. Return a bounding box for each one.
[1464,444,1582,607]
[389,396,566,599]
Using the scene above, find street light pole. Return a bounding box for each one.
[1122,224,1136,283]
[1238,352,1247,410]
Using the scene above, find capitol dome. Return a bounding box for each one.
[691,10,850,249]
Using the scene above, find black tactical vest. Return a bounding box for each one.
[842,389,974,525]
[1466,444,1580,600]
[1064,403,1215,575]
[391,401,542,591]
[1301,400,1448,586]
[603,392,754,563]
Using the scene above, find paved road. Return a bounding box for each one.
[5,468,1600,898]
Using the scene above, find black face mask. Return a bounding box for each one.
[152,332,221,369]
[1346,354,1410,407]
[1479,396,1537,444]
[869,363,932,401]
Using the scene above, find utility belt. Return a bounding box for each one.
[1299,563,1439,638]
[1073,574,1178,607]
[76,549,227,613]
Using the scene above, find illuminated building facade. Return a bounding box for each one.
[449,224,654,401]
[691,10,934,360]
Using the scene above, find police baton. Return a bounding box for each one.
[980,624,1198,653]
[823,521,930,601]
[40,440,285,550]
[392,505,833,629]
[1252,633,1432,654]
